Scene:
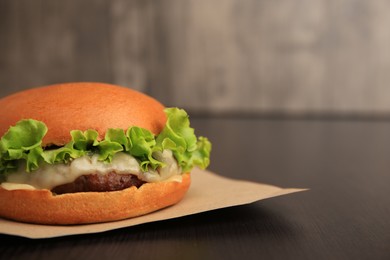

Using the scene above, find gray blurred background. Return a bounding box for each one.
[1,0,390,117]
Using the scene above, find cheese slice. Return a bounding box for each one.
[1,150,182,191]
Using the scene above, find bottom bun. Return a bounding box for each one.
[0,173,190,225]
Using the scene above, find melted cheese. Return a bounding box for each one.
[1,150,182,191]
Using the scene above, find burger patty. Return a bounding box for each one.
[51,172,146,194]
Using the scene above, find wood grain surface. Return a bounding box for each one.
[2,0,390,116]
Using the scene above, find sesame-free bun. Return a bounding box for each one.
[0,82,190,225]
[0,82,167,146]
[0,173,190,225]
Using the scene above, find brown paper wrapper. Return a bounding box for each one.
[0,168,305,238]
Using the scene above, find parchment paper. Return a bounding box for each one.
[0,168,305,239]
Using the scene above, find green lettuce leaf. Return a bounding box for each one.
[0,119,47,172]
[41,144,83,164]
[0,108,211,174]
[156,108,211,172]
[71,129,100,151]
[127,127,164,171]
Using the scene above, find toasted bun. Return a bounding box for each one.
[0,82,190,225]
[0,173,190,225]
[0,82,167,146]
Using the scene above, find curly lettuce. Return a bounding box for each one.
[156,108,211,172]
[0,108,211,174]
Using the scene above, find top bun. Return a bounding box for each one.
[0,82,167,146]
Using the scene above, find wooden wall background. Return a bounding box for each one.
[1,0,390,116]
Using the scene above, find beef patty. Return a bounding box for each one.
[52,172,146,194]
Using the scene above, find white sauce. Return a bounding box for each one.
[1,150,182,191]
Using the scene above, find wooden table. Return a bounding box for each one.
[0,117,389,259]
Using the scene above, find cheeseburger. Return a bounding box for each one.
[0,82,211,224]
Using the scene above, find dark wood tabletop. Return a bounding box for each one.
[0,116,389,259]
